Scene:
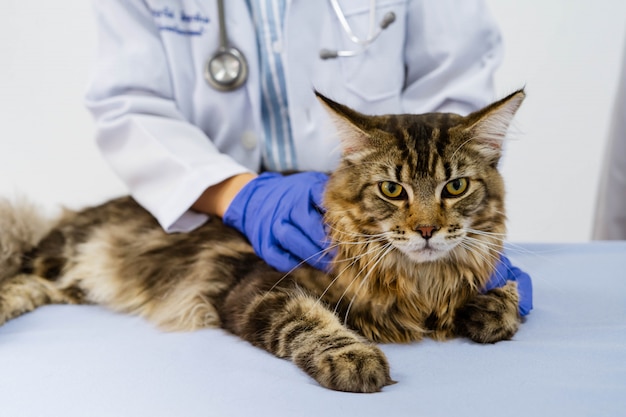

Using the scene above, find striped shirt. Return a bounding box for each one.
[248,0,297,171]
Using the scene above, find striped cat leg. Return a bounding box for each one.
[0,273,77,326]
[224,287,394,393]
[453,281,521,344]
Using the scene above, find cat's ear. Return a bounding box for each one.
[315,91,374,156]
[464,89,526,163]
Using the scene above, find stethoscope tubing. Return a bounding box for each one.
[205,0,395,87]
[329,0,377,45]
[320,0,395,60]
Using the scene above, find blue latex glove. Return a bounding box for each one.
[484,255,533,316]
[223,172,333,272]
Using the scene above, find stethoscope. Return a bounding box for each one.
[204,0,248,91]
[205,0,396,91]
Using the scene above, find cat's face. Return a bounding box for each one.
[320,91,524,265]
[355,135,504,263]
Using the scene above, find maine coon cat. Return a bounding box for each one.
[0,90,525,393]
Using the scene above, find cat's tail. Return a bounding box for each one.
[0,197,55,282]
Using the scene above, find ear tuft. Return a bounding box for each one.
[465,89,526,162]
[315,91,371,155]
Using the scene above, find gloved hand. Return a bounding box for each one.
[223,172,333,273]
[484,255,533,316]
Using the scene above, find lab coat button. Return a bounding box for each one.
[241,130,257,149]
[272,40,283,54]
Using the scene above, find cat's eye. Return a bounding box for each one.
[443,178,469,198]
[379,181,407,200]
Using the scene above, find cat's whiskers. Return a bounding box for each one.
[464,228,507,238]
[330,238,393,260]
[255,224,392,316]
[464,226,551,262]
[325,223,390,240]
[309,238,388,310]
[256,220,395,310]
[461,235,503,252]
[458,235,510,286]
[467,226,567,263]
[332,241,393,317]
[342,242,395,325]
[260,242,342,298]
[463,228,504,246]
[459,240,509,288]
[334,243,391,322]
[460,234,503,261]
[459,239,501,266]
[329,234,390,246]
[307,245,374,315]
[331,242,389,305]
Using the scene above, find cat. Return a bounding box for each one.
[0,90,525,393]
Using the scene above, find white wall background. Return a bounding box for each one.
[487,0,626,242]
[0,0,624,242]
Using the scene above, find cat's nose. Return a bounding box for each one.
[416,225,439,240]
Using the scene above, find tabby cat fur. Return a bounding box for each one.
[0,90,525,393]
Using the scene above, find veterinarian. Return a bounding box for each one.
[85,0,532,315]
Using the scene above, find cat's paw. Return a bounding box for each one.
[296,342,395,393]
[454,281,521,344]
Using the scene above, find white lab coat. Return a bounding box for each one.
[85,0,504,232]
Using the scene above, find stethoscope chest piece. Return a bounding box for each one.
[205,46,248,91]
[205,0,248,91]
